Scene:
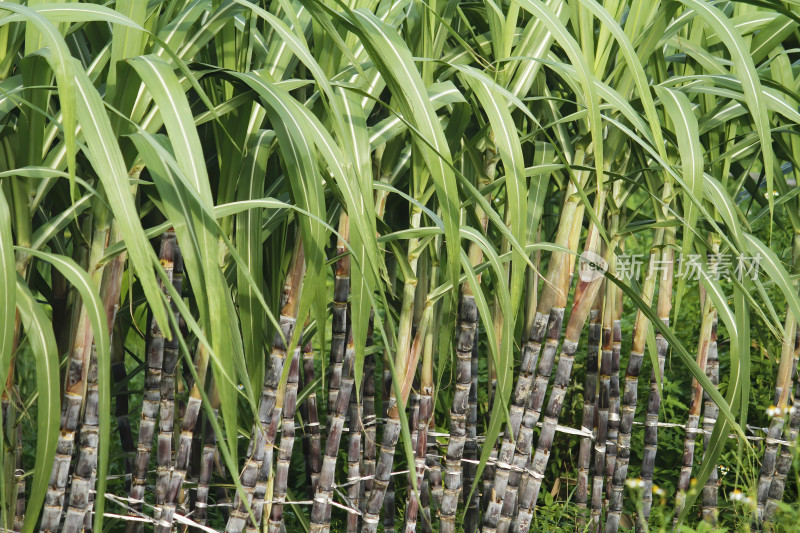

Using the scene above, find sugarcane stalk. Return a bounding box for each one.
[363,315,426,533]
[13,423,24,532]
[361,315,377,506]
[129,231,177,526]
[764,328,800,522]
[160,343,209,533]
[41,210,112,533]
[308,213,354,533]
[605,288,622,501]
[758,234,800,520]
[62,347,99,533]
[439,280,480,533]
[591,280,616,531]
[64,239,127,533]
[463,325,480,533]
[576,288,604,526]
[226,240,305,533]
[640,228,674,526]
[405,301,435,533]
[310,327,356,533]
[514,221,607,533]
[299,339,322,496]
[485,290,563,531]
[492,157,590,533]
[155,240,184,522]
[268,342,302,533]
[671,280,715,528]
[698,312,719,524]
[346,352,363,533]
[606,237,662,533]
[329,213,351,415]
[111,319,134,491]
[406,246,440,533]
[428,417,444,511]
[764,232,800,522]
[195,384,221,526]
[361,189,428,533]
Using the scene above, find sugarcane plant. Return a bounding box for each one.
[4,0,800,533]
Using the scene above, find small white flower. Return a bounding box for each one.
[729,489,753,504]
[785,405,796,416]
[626,478,645,489]
[652,485,666,497]
[766,405,781,418]
[719,465,729,477]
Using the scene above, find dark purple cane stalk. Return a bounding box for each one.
[346,363,363,533]
[463,327,480,533]
[439,288,480,533]
[765,330,800,522]
[605,295,622,501]
[226,241,305,533]
[64,242,127,533]
[160,344,209,533]
[700,314,719,524]
[591,283,615,531]
[299,340,322,496]
[514,235,606,533]
[62,347,99,533]
[155,244,184,523]
[406,300,435,533]
[128,231,176,529]
[111,320,134,492]
[606,244,661,533]
[762,233,800,523]
[268,345,302,532]
[310,329,357,533]
[329,214,350,415]
[428,418,444,511]
[640,236,673,525]
[498,204,588,533]
[361,317,377,506]
[43,214,128,533]
[363,306,428,533]
[195,386,220,526]
[508,257,573,533]
[670,289,715,529]
[576,290,603,527]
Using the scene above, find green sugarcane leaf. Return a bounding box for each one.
[17,248,110,532]
[237,129,276,396]
[677,0,775,218]
[15,279,59,533]
[344,8,463,327]
[0,4,76,194]
[0,190,14,405]
[745,234,800,325]
[462,68,527,321]
[128,54,245,462]
[605,271,748,442]
[71,58,171,357]
[511,0,604,190]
